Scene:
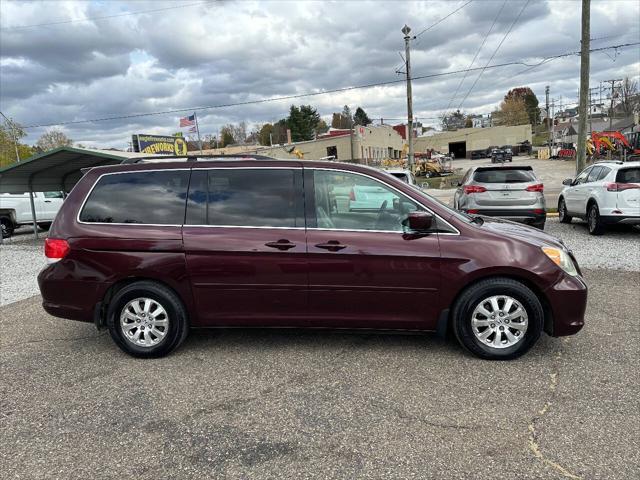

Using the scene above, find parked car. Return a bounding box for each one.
[558,161,640,235]
[0,191,64,238]
[454,165,546,229]
[491,149,512,163]
[383,168,418,186]
[38,157,586,360]
[470,150,485,160]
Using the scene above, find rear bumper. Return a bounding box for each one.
[601,215,640,225]
[470,209,546,225]
[544,274,587,337]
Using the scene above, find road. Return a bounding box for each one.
[1,267,639,479]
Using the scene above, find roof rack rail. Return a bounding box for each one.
[120,154,277,164]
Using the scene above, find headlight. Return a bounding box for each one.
[542,247,578,276]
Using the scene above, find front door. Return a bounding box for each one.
[183,166,308,326]
[305,169,442,330]
[565,166,592,215]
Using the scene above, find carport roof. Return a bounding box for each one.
[0,147,152,194]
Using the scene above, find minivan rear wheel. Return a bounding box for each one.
[452,278,543,360]
[106,281,189,358]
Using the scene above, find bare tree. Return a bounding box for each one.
[36,129,73,151]
[620,77,639,116]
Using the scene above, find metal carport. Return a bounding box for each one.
[0,147,153,238]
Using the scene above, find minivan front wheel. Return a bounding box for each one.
[452,278,543,360]
[107,281,189,358]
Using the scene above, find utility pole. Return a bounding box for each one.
[575,0,590,173]
[402,24,414,169]
[545,86,551,148]
[603,78,622,130]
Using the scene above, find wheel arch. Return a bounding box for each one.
[96,276,195,329]
[442,273,554,337]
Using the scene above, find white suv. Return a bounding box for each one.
[558,161,640,235]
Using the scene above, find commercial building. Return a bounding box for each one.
[199,124,405,163]
[414,124,532,158]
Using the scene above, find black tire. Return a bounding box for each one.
[452,278,543,360]
[37,222,52,231]
[531,220,546,230]
[558,197,572,223]
[106,281,189,358]
[1,217,14,239]
[587,203,605,235]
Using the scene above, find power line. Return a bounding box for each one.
[18,42,640,129]
[0,1,215,31]
[442,0,507,119]
[393,0,474,73]
[457,0,530,110]
[414,0,474,39]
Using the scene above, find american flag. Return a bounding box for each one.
[187,125,197,133]
[179,114,195,127]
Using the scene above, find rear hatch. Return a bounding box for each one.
[613,167,640,211]
[471,166,542,207]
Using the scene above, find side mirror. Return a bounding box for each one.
[562,178,573,186]
[407,211,434,232]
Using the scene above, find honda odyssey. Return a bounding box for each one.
[38,157,587,360]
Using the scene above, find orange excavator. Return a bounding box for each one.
[588,130,640,160]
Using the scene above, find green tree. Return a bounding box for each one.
[316,119,329,134]
[286,105,320,142]
[1,120,33,167]
[331,105,354,129]
[504,87,540,125]
[220,125,235,147]
[258,123,274,146]
[353,107,371,126]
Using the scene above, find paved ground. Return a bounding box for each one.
[1,268,638,479]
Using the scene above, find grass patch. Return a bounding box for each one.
[418,174,463,190]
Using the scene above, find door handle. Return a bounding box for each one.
[315,240,347,252]
[265,239,296,250]
[44,200,52,203]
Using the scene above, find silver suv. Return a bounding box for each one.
[558,161,640,235]
[454,166,546,229]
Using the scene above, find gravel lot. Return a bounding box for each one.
[0,239,44,306]
[1,268,639,479]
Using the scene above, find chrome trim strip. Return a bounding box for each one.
[184,225,305,230]
[308,167,460,235]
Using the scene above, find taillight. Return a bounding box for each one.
[463,185,487,194]
[526,183,544,192]
[466,209,479,214]
[45,238,70,263]
[605,182,640,192]
[533,208,545,214]
[349,188,356,201]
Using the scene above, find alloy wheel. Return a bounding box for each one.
[588,207,597,232]
[120,297,169,348]
[471,295,528,349]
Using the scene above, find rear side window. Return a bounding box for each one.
[79,170,189,224]
[473,169,535,183]
[186,169,303,228]
[597,167,611,180]
[616,168,640,183]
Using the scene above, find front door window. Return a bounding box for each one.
[312,170,420,232]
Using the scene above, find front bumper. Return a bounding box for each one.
[544,273,588,337]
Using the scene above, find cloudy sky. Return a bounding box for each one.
[1,0,639,149]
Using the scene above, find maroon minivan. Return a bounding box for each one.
[38,157,587,360]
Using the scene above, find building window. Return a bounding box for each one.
[326,146,338,160]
